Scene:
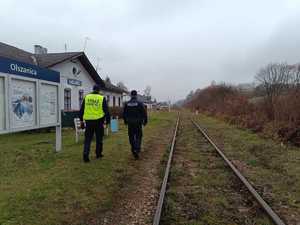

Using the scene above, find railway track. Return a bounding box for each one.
[152,114,286,225]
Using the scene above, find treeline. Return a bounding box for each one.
[184,62,300,146]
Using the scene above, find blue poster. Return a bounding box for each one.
[11,79,36,128]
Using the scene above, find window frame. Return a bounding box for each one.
[113,96,116,107]
[79,90,84,106]
[64,88,72,111]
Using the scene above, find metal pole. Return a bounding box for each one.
[55,125,62,152]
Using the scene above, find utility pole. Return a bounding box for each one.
[83,37,90,52]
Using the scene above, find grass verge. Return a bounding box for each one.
[195,114,300,224]
[0,112,176,225]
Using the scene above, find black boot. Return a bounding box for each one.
[83,154,90,163]
[132,151,139,160]
[96,153,104,159]
[96,145,103,159]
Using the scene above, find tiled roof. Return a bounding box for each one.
[103,81,127,94]
[0,42,35,64]
[35,52,82,67]
[0,42,105,87]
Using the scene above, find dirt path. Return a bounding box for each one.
[97,116,176,225]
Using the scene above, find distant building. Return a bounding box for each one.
[137,94,156,109]
[237,83,255,96]
[155,102,170,111]
[103,79,128,107]
[0,42,127,112]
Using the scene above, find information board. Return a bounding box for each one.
[11,79,36,129]
[40,83,58,125]
[0,77,4,130]
[0,56,62,151]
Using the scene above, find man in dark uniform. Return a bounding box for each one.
[79,84,110,163]
[123,90,148,159]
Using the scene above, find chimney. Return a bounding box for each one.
[34,45,48,54]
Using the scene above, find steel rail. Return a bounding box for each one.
[191,119,286,225]
[152,113,180,225]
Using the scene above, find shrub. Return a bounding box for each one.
[184,82,300,146]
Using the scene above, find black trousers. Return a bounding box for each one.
[128,123,143,153]
[83,119,104,159]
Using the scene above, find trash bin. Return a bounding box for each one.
[110,119,118,133]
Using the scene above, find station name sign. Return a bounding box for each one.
[67,78,82,86]
[0,56,60,83]
[10,63,37,76]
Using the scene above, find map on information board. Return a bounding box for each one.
[40,84,58,125]
[11,79,36,128]
[0,77,5,130]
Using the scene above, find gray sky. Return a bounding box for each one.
[1,0,300,102]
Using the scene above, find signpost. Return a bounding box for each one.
[0,56,62,151]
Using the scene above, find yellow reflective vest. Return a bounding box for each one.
[83,93,105,120]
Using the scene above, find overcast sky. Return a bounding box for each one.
[1,0,300,102]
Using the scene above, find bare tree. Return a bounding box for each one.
[144,85,151,97]
[255,62,291,119]
[186,90,194,100]
[289,65,300,92]
[256,63,290,98]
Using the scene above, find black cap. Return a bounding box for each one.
[131,90,137,96]
[93,84,101,92]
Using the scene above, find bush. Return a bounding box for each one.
[184,83,300,146]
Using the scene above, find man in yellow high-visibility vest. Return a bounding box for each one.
[79,84,110,163]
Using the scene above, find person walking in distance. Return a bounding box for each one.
[79,84,110,163]
[123,90,148,159]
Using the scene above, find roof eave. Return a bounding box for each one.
[42,52,83,68]
[78,53,105,87]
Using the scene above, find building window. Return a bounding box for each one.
[118,97,121,107]
[64,89,71,111]
[113,96,116,107]
[106,95,110,106]
[79,90,84,106]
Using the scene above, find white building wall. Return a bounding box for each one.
[50,59,124,110]
[50,59,96,111]
[101,91,123,107]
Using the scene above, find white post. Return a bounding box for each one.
[55,125,62,152]
[75,131,79,143]
[106,125,109,136]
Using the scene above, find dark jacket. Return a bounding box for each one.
[123,97,148,125]
[79,91,110,124]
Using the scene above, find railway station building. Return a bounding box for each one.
[0,42,127,112]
